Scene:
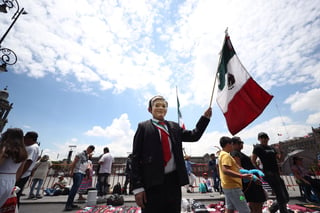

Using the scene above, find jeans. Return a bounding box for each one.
[98,173,110,196]
[123,174,132,194]
[29,178,44,196]
[223,188,250,213]
[65,173,84,208]
[212,171,220,190]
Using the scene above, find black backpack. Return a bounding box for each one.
[106,194,124,206]
[112,182,122,195]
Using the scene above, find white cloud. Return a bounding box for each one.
[306,112,320,125]
[45,114,134,160]
[2,0,319,105]
[285,88,320,112]
[85,113,135,156]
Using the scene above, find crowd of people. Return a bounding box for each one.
[1,95,319,213]
[0,127,117,212]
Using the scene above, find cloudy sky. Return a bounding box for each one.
[0,0,319,160]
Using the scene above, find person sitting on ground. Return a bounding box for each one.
[199,172,213,193]
[291,156,320,201]
[44,175,68,196]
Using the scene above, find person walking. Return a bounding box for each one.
[122,153,133,195]
[208,153,220,192]
[231,137,266,213]
[252,132,289,213]
[15,131,40,207]
[77,153,93,201]
[97,147,113,200]
[184,155,196,193]
[218,136,252,213]
[131,95,212,213]
[28,155,52,199]
[64,145,95,211]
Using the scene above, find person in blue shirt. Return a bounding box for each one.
[184,155,196,193]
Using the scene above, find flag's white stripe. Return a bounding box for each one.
[217,54,250,113]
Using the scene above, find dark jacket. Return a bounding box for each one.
[131,116,210,190]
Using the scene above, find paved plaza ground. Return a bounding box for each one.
[17,186,308,213]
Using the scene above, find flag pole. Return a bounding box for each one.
[208,66,219,107]
[209,28,229,107]
[176,86,179,122]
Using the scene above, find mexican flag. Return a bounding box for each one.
[216,34,273,135]
[176,89,186,129]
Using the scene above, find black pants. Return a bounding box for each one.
[143,171,181,213]
[264,172,289,213]
[15,176,30,207]
[123,174,132,194]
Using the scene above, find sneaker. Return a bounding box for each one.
[27,194,35,199]
[64,206,73,211]
[71,204,80,209]
[36,195,42,199]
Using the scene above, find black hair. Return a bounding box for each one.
[104,147,109,153]
[231,136,243,144]
[258,132,269,139]
[220,136,232,148]
[88,145,95,151]
[25,131,38,142]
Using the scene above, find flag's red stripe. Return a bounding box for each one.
[224,78,273,135]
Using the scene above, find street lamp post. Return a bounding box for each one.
[0,87,13,133]
[67,145,77,164]
[0,0,26,72]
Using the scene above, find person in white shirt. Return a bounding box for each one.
[15,131,40,207]
[97,147,113,198]
[65,145,95,211]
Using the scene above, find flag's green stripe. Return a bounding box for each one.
[218,36,236,90]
